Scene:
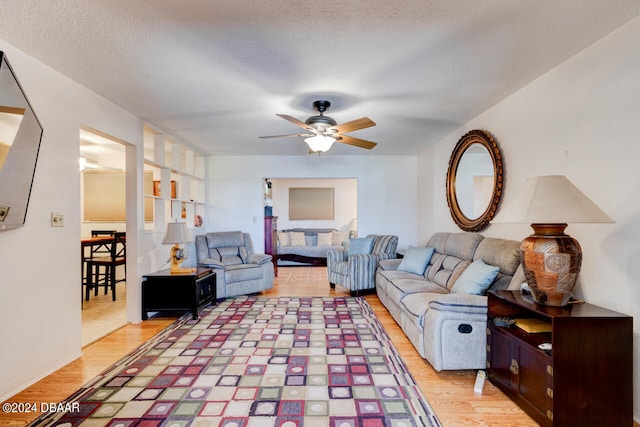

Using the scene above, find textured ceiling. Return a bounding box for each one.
[2,1,639,156]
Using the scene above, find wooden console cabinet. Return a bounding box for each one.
[142,267,216,320]
[264,215,278,276]
[486,290,632,426]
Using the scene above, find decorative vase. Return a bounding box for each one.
[520,223,582,306]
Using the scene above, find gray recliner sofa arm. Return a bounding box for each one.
[247,253,272,265]
[428,293,488,314]
[197,258,225,269]
[423,293,489,371]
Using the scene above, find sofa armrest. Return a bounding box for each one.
[428,293,488,314]
[347,253,380,291]
[198,258,224,269]
[247,253,272,265]
[327,250,347,264]
[378,258,402,271]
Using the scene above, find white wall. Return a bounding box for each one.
[270,178,357,232]
[0,41,150,401]
[419,16,640,420]
[206,155,418,251]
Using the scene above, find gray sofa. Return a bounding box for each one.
[375,232,522,371]
[277,228,348,266]
[195,231,274,299]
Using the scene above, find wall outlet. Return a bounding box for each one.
[51,212,64,227]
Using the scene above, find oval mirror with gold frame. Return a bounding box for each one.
[446,129,503,232]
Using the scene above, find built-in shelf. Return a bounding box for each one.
[143,125,206,231]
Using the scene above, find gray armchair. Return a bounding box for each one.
[195,231,274,299]
[327,234,398,295]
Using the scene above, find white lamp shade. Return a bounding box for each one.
[162,222,192,244]
[305,135,336,152]
[348,218,358,231]
[493,175,614,224]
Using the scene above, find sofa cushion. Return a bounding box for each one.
[214,246,247,266]
[290,232,306,246]
[473,237,521,291]
[348,237,374,256]
[473,238,520,276]
[386,276,450,296]
[451,259,500,295]
[398,246,435,275]
[400,292,451,329]
[317,232,333,246]
[207,231,245,248]
[278,231,290,246]
[332,230,348,246]
[507,264,527,290]
[225,263,264,282]
[444,233,484,260]
[378,258,402,271]
[425,253,471,290]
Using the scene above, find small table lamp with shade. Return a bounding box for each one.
[492,175,614,306]
[348,218,358,238]
[162,221,196,274]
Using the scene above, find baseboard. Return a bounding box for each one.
[0,350,82,403]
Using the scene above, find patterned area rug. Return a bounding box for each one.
[31,296,441,426]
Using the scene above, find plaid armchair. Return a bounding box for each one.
[327,234,398,295]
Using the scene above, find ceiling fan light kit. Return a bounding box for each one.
[304,135,336,153]
[260,99,378,153]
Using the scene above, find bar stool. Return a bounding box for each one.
[86,232,126,301]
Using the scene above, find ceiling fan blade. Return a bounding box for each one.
[336,135,378,150]
[330,117,376,134]
[259,133,313,139]
[276,114,312,130]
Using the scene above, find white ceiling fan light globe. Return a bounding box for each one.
[304,135,336,153]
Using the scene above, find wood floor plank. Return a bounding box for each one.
[0,267,546,426]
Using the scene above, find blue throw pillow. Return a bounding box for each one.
[398,246,435,275]
[348,238,375,257]
[451,259,500,295]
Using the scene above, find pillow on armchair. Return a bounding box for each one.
[348,237,375,256]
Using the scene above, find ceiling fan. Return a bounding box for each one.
[259,100,377,153]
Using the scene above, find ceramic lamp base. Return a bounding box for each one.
[520,223,582,306]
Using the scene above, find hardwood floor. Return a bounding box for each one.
[81,281,127,347]
[4,267,539,426]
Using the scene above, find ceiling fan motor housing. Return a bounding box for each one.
[306,100,337,130]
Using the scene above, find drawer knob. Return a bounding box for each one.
[510,359,519,376]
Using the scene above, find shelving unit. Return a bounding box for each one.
[143,126,206,231]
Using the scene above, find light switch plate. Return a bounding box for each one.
[0,205,9,222]
[51,212,64,227]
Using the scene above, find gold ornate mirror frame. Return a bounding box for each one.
[446,129,504,232]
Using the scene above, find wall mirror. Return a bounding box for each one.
[446,129,503,232]
[0,51,43,230]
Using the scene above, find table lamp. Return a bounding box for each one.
[162,222,196,274]
[349,218,358,238]
[493,175,614,306]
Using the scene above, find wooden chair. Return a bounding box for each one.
[82,231,116,300]
[86,232,126,301]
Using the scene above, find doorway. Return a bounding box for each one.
[79,128,128,347]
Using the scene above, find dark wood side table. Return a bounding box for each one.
[486,290,632,426]
[142,267,216,320]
